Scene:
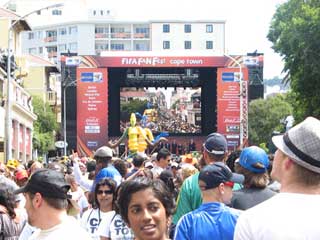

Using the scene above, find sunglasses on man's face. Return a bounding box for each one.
[224,181,234,188]
[97,190,113,195]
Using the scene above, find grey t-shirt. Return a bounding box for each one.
[231,187,276,210]
[0,212,26,240]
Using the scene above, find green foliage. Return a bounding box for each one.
[171,99,179,109]
[120,99,148,121]
[268,0,320,119]
[248,94,293,145]
[32,96,57,154]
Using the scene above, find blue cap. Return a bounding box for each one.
[203,133,227,155]
[238,146,269,173]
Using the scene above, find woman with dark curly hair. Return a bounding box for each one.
[117,177,175,240]
[80,177,116,240]
[0,188,26,239]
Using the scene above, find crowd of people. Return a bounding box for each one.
[149,114,201,134]
[1,116,320,239]
[121,110,201,135]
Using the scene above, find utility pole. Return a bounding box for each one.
[4,3,64,162]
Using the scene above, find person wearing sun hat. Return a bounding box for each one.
[175,162,244,240]
[231,146,276,210]
[14,168,91,239]
[15,169,29,187]
[235,117,320,240]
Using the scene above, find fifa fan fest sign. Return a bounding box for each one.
[217,67,248,149]
[77,68,108,156]
[76,55,250,154]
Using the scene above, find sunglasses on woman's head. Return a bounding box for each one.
[97,190,113,195]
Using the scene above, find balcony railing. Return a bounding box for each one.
[48,51,57,57]
[13,84,33,113]
[133,33,150,38]
[111,32,131,39]
[44,36,57,42]
[95,33,109,38]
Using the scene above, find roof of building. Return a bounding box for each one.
[0,7,20,18]
[0,7,31,31]
[25,19,225,30]
[25,54,59,70]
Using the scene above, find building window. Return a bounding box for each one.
[135,43,149,51]
[45,30,57,42]
[69,26,77,35]
[46,46,57,54]
[206,24,213,33]
[52,9,62,15]
[163,24,170,33]
[95,43,108,50]
[184,24,191,33]
[135,28,149,34]
[184,41,192,49]
[95,27,108,33]
[68,42,77,52]
[93,10,96,15]
[58,44,67,52]
[28,48,36,54]
[59,28,67,35]
[111,44,124,50]
[206,41,213,49]
[46,30,57,38]
[163,41,170,49]
[101,10,103,15]
[39,47,43,54]
[28,32,34,40]
[111,27,125,33]
[37,31,43,39]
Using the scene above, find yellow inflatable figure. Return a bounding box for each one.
[108,113,165,155]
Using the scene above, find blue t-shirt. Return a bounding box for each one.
[91,166,122,192]
[174,202,241,240]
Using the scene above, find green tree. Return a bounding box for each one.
[32,96,58,155]
[248,94,293,146]
[171,99,179,109]
[120,99,148,122]
[267,0,320,121]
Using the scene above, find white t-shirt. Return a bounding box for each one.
[80,208,111,240]
[69,188,89,219]
[18,222,37,240]
[234,193,320,240]
[97,212,134,240]
[151,165,164,179]
[29,216,91,240]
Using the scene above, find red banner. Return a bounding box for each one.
[12,121,16,150]
[83,56,228,68]
[217,68,248,149]
[26,128,31,155]
[77,68,108,156]
[19,124,24,153]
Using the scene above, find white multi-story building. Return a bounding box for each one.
[17,0,225,64]
[21,19,225,64]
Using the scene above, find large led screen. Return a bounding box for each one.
[120,87,202,134]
